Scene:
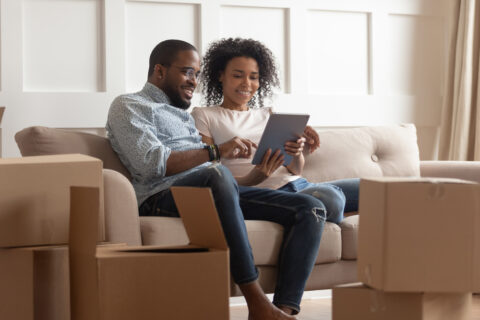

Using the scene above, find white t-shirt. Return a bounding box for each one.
[191,105,299,190]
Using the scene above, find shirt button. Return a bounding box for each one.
[371,154,379,162]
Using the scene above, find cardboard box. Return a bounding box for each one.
[0,243,125,320]
[358,177,480,292]
[69,186,230,320]
[0,154,104,247]
[332,283,472,320]
[0,106,4,157]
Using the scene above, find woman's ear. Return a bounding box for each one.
[218,71,224,83]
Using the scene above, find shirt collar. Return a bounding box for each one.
[143,82,172,104]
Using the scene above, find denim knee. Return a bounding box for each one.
[203,164,239,192]
[299,185,346,224]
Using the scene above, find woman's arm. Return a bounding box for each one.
[284,137,306,175]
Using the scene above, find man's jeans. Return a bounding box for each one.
[139,164,345,313]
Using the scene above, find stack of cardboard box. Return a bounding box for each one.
[333,177,480,319]
[0,154,231,320]
[0,154,104,320]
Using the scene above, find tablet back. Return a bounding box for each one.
[252,113,310,166]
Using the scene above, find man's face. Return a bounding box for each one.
[161,50,200,110]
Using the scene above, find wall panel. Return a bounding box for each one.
[23,0,104,92]
[125,1,199,92]
[387,14,444,97]
[220,5,288,92]
[0,0,452,159]
[306,10,370,95]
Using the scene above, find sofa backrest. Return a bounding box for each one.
[15,126,132,179]
[303,124,420,182]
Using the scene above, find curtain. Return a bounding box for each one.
[438,0,480,160]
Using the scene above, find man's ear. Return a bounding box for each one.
[155,64,165,80]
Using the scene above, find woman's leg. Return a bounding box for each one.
[296,183,346,224]
[239,186,328,314]
[323,178,360,213]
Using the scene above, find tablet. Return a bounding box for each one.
[252,113,310,166]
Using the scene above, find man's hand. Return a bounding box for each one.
[218,136,258,159]
[303,126,320,153]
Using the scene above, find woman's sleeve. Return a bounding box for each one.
[191,107,213,138]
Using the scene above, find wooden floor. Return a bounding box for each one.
[230,293,480,320]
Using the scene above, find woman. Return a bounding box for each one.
[191,37,360,315]
[192,37,359,214]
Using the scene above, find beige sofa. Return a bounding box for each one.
[15,124,480,295]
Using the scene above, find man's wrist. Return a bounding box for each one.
[204,144,221,162]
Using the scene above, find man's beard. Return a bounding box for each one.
[163,87,191,110]
[170,93,191,110]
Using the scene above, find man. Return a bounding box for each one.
[107,39,332,319]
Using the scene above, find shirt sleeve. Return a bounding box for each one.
[107,97,171,180]
[191,107,212,138]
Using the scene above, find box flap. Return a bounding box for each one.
[69,186,100,320]
[0,107,4,124]
[171,187,228,250]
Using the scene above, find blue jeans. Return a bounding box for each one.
[139,164,345,313]
[278,177,360,220]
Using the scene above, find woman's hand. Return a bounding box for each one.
[285,137,306,175]
[303,126,320,153]
[238,149,284,186]
[284,137,306,157]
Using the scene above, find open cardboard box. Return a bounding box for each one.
[69,186,230,320]
[0,154,104,247]
[358,177,480,292]
[332,283,472,320]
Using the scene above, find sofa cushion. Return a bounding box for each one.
[15,126,131,179]
[302,124,420,182]
[340,215,359,260]
[140,216,342,265]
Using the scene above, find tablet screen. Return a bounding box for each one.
[251,113,310,166]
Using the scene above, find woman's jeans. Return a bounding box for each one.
[139,164,346,313]
[278,177,360,221]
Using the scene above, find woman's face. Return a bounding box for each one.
[219,56,260,109]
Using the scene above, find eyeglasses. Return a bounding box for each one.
[170,65,201,81]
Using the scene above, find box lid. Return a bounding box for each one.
[0,153,101,165]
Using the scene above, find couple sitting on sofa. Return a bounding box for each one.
[106,38,359,319]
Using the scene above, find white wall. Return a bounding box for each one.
[0,0,451,159]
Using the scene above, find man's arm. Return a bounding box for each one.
[165,149,210,176]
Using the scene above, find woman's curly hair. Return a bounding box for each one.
[200,38,280,108]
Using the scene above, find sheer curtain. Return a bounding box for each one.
[438,0,480,160]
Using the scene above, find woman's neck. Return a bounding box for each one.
[220,102,249,111]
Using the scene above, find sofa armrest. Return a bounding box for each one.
[420,161,480,183]
[103,169,142,245]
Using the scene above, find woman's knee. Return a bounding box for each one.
[300,185,346,224]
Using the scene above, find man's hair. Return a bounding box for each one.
[200,37,279,108]
[148,39,197,77]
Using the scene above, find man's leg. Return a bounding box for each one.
[140,164,296,319]
[238,186,329,314]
